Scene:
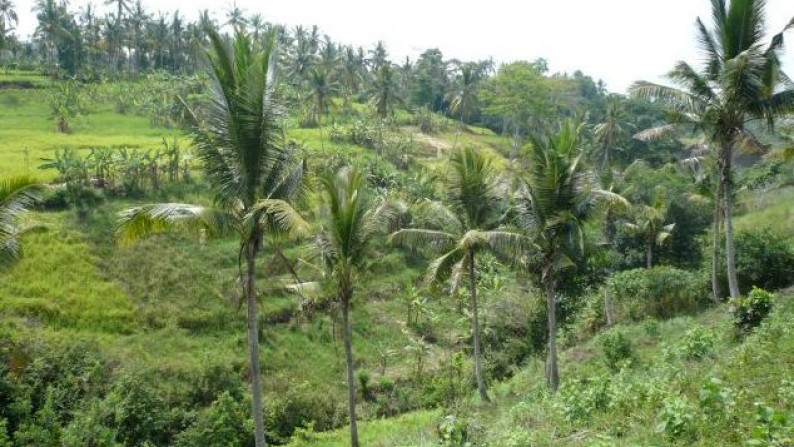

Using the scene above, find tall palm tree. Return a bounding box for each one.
[249,13,266,42]
[306,66,341,148]
[224,1,247,31]
[33,0,69,75]
[391,147,523,402]
[592,95,633,172]
[447,62,482,127]
[316,167,399,447]
[116,28,308,447]
[515,122,624,391]
[368,40,387,73]
[447,62,483,149]
[630,0,794,299]
[104,0,130,73]
[370,63,400,119]
[0,0,17,30]
[126,0,148,75]
[1,176,45,268]
[340,46,364,106]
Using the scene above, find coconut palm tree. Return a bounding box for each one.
[340,46,364,106]
[306,66,341,149]
[116,28,308,447]
[224,1,247,31]
[447,63,482,126]
[1,176,45,268]
[33,0,69,75]
[391,147,524,402]
[104,0,130,72]
[0,0,17,30]
[592,95,633,172]
[370,63,400,119]
[446,62,484,150]
[316,167,399,447]
[622,203,675,268]
[515,121,624,391]
[630,0,794,299]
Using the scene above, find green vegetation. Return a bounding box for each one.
[0,0,793,446]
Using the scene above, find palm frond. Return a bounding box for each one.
[668,61,717,102]
[633,124,679,142]
[477,229,533,264]
[629,81,703,113]
[0,176,45,268]
[411,200,463,233]
[733,128,768,155]
[116,203,238,246]
[425,247,466,287]
[246,199,310,240]
[389,228,457,253]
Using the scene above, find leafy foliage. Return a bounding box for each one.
[730,287,774,334]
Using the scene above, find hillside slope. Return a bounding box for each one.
[287,288,794,446]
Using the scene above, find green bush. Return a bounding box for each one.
[600,330,635,372]
[436,414,487,447]
[663,327,717,361]
[730,287,774,334]
[607,266,709,322]
[656,396,696,440]
[714,229,794,295]
[557,375,612,422]
[174,392,252,447]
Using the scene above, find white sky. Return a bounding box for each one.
[12,0,794,93]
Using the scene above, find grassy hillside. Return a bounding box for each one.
[287,288,794,446]
[2,70,793,446]
[0,71,523,443]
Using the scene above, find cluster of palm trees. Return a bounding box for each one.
[13,0,494,124]
[110,25,621,446]
[630,0,794,301]
[107,2,792,446]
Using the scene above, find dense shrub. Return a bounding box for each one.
[607,266,709,322]
[328,119,379,149]
[436,414,487,447]
[714,229,794,295]
[730,287,774,334]
[265,382,342,443]
[600,330,635,372]
[611,164,712,269]
[174,392,252,447]
[663,327,717,361]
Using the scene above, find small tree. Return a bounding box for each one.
[391,147,524,402]
[622,203,675,268]
[515,122,625,390]
[316,166,399,447]
[117,28,308,447]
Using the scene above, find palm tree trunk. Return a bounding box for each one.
[721,146,740,298]
[646,240,653,269]
[711,178,723,303]
[545,271,559,391]
[467,249,490,403]
[245,242,268,447]
[452,116,463,151]
[341,293,360,447]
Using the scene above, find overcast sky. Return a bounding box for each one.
[11,0,794,93]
